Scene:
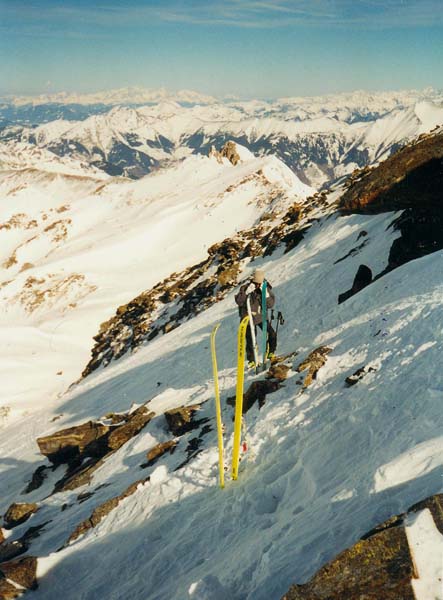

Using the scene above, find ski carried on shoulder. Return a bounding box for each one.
[246,295,259,372]
[261,280,268,371]
[210,323,225,489]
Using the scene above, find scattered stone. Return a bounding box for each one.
[141,440,178,469]
[0,556,38,592]
[266,363,290,381]
[345,366,377,387]
[295,346,332,388]
[165,405,207,437]
[338,264,372,304]
[3,504,38,530]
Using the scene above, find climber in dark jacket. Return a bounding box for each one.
[235,268,277,367]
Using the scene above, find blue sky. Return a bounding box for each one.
[1,0,442,98]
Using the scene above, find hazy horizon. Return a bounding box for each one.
[1,1,443,98]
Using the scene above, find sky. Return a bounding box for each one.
[1,0,443,99]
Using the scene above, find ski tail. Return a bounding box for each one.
[210,323,224,489]
[232,315,249,481]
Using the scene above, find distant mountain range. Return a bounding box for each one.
[1,87,442,188]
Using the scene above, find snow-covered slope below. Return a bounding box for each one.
[1,132,442,600]
[1,197,442,600]
[0,144,313,412]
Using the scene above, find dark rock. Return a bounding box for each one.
[243,380,282,412]
[345,366,377,387]
[141,440,177,469]
[339,131,443,276]
[0,522,49,562]
[296,347,332,387]
[165,405,204,436]
[3,504,38,530]
[338,264,372,304]
[22,465,49,494]
[0,540,29,563]
[0,556,38,592]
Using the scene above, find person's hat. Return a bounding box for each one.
[252,269,265,284]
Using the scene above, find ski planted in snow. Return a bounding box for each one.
[232,315,249,481]
[261,280,268,371]
[210,323,225,489]
[246,295,259,371]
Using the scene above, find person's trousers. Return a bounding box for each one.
[246,320,277,362]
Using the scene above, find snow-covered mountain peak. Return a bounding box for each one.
[414,99,443,131]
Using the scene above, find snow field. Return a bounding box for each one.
[11,211,442,599]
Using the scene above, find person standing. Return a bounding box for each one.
[235,268,277,368]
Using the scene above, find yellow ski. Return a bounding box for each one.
[232,315,249,481]
[210,323,225,489]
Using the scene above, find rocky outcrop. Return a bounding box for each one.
[282,493,443,600]
[37,421,110,466]
[339,129,443,276]
[295,347,332,387]
[0,556,38,598]
[209,141,241,166]
[340,130,443,214]
[30,406,155,495]
[3,504,38,530]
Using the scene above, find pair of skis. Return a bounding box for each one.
[211,280,269,487]
[210,317,249,487]
[246,280,268,372]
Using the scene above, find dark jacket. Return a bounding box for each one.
[235,281,275,325]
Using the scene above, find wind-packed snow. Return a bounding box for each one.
[1,131,442,599]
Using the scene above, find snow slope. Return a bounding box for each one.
[1,135,442,599]
[0,144,313,412]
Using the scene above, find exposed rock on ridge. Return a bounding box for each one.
[81,193,328,378]
[282,493,443,600]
